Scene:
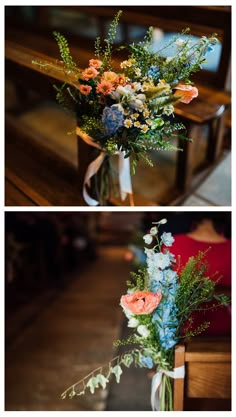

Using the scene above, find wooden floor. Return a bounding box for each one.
[6,96,222,207]
[5,246,131,411]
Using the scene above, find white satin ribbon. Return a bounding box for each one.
[151,365,185,411]
[76,127,133,206]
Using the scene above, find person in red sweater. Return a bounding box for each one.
[169,214,231,337]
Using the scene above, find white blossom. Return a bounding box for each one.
[137,325,150,338]
[175,38,186,47]
[152,218,167,225]
[143,234,153,245]
[146,251,172,276]
[150,226,158,236]
[128,317,139,328]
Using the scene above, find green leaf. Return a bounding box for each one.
[86,376,99,394]
[77,390,85,396]
[111,365,123,383]
[96,374,109,389]
[122,353,134,368]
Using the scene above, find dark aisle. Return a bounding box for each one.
[5,246,134,411]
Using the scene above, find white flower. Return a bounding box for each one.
[133,82,141,91]
[144,247,154,257]
[166,57,173,63]
[131,112,139,120]
[143,234,153,245]
[152,252,171,270]
[130,93,146,111]
[175,38,186,48]
[146,251,172,277]
[134,121,141,128]
[137,325,150,338]
[150,226,158,236]
[110,85,132,100]
[161,232,175,247]
[152,218,167,225]
[141,125,149,133]
[124,119,133,128]
[163,105,174,116]
[128,317,139,328]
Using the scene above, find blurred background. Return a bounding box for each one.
[5,211,231,411]
[5,6,231,206]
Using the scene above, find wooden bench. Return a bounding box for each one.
[5,40,156,206]
[173,338,231,411]
[6,6,231,202]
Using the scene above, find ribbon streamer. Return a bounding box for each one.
[151,365,185,411]
[76,127,133,206]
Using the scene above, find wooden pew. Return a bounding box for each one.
[173,338,231,411]
[5,41,156,206]
[6,6,231,200]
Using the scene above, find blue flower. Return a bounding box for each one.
[102,105,124,135]
[147,65,160,79]
[207,44,215,53]
[141,356,154,369]
[163,269,177,283]
[161,232,174,247]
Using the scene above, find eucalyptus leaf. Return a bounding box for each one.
[86,376,99,394]
[96,374,109,389]
[111,365,123,383]
[122,353,134,368]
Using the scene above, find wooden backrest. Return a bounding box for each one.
[6,6,231,90]
[173,338,231,411]
[5,41,92,199]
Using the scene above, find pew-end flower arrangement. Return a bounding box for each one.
[34,11,217,205]
[61,219,229,411]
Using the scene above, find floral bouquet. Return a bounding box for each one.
[61,219,229,411]
[34,10,217,205]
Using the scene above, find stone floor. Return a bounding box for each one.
[5,246,139,411]
[181,151,231,206]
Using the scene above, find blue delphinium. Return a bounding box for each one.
[102,105,124,135]
[145,229,179,351]
[161,232,175,247]
[141,355,154,369]
[147,65,160,79]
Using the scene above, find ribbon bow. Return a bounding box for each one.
[76,127,133,206]
[151,366,185,411]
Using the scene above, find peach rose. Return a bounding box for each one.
[174,83,198,104]
[89,59,102,69]
[117,73,127,85]
[81,67,98,81]
[96,80,113,95]
[120,290,162,315]
[102,71,119,83]
[78,84,92,95]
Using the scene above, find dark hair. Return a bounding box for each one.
[190,212,231,236]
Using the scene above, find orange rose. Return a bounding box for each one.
[102,71,119,83]
[81,67,98,81]
[96,80,113,95]
[120,290,162,315]
[78,84,92,95]
[89,59,102,69]
[174,83,198,104]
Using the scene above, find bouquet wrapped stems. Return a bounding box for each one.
[93,153,115,206]
[77,131,116,206]
[160,374,173,411]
